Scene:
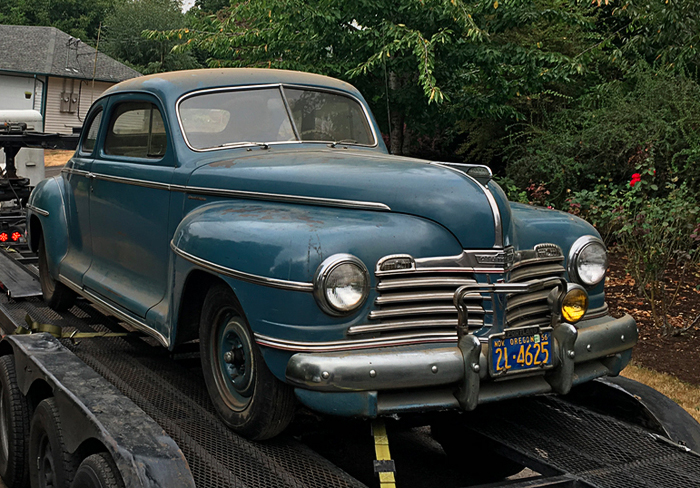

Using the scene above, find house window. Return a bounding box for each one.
[104,102,166,159]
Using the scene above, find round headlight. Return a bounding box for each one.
[568,236,608,287]
[314,254,369,315]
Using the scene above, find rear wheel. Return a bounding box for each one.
[29,398,81,488]
[38,237,76,311]
[199,284,295,440]
[70,453,124,488]
[0,355,30,487]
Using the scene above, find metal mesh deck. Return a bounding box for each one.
[466,395,700,488]
[0,296,366,488]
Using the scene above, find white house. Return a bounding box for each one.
[0,24,141,134]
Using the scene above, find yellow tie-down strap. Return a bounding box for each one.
[372,419,396,488]
[13,314,136,344]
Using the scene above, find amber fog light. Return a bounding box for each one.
[561,286,588,323]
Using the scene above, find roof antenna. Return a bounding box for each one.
[91,22,102,105]
[383,55,392,154]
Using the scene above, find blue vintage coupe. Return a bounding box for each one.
[27,69,637,440]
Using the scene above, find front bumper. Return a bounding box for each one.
[285,313,637,417]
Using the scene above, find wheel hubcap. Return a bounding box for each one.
[38,436,56,488]
[213,315,255,410]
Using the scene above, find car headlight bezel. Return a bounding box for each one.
[313,254,370,316]
[568,235,608,288]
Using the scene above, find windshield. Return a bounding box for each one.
[178,86,375,150]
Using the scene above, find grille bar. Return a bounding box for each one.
[506,256,565,328]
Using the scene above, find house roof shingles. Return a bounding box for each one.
[0,25,140,82]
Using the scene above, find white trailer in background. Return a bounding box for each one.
[0,110,45,186]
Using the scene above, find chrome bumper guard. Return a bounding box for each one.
[285,277,638,412]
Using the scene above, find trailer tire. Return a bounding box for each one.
[0,355,30,488]
[29,398,81,488]
[199,284,295,440]
[431,418,524,483]
[70,453,124,488]
[38,237,76,312]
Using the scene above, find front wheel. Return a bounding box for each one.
[199,284,295,440]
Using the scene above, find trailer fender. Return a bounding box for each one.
[2,334,195,488]
[566,376,700,453]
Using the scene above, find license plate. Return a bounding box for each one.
[489,326,553,376]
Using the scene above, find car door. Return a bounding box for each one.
[59,102,106,286]
[82,94,174,318]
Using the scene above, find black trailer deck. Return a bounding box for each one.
[1,246,699,488]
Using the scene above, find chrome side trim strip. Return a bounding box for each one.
[58,275,170,348]
[482,183,503,249]
[27,205,49,217]
[431,163,503,249]
[64,168,391,212]
[94,173,171,190]
[170,242,314,292]
[172,184,391,211]
[255,331,458,352]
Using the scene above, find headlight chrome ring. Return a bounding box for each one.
[568,235,608,288]
[314,254,370,316]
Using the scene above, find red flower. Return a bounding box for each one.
[630,173,642,187]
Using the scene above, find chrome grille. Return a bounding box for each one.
[506,255,566,328]
[350,270,486,336]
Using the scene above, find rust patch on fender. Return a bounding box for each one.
[208,159,237,168]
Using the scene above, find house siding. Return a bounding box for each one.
[45,76,112,134]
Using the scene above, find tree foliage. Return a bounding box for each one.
[101,0,201,73]
[0,0,117,41]
[150,0,592,155]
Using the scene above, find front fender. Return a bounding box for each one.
[27,176,69,271]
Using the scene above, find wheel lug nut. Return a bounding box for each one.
[224,351,234,363]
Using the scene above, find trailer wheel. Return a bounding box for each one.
[29,398,81,488]
[70,453,124,488]
[431,418,524,483]
[0,355,30,487]
[199,284,295,440]
[38,237,76,311]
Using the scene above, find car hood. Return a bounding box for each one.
[187,148,498,249]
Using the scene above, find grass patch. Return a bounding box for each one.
[621,363,700,423]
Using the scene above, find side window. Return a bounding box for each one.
[81,110,103,154]
[104,102,167,159]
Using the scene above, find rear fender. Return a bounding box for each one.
[27,176,69,272]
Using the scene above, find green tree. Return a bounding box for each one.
[152,0,590,155]
[102,0,200,73]
[0,0,118,42]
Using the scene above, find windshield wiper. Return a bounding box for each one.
[216,142,270,149]
[327,139,358,148]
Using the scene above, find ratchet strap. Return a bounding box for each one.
[372,419,396,488]
[13,314,137,343]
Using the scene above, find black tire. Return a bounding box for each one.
[38,237,76,312]
[199,284,295,440]
[29,398,81,488]
[70,453,124,488]
[0,355,30,487]
[431,417,524,483]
